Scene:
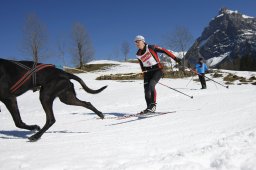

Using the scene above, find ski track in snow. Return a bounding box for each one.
[0,61,256,170]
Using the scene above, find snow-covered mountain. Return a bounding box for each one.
[0,61,256,170]
[160,50,186,68]
[186,8,256,71]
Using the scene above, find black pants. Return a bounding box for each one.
[198,73,206,88]
[144,69,163,108]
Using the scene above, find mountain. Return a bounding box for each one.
[185,8,256,71]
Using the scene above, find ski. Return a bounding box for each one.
[116,111,176,120]
[97,111,176,120]
[136,111,175,119]
[99,113,140,120]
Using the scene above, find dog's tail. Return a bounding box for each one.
[67,73,107,94]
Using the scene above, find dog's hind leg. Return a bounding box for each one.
[3,97,40,131]
[58,83,104,119]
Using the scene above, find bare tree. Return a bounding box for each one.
[164,26,193,68]
[21,13,47,63]
[71,22,94,68]
[57,35,67,66]
[121,41,130,61]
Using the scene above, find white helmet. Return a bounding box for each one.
[134,35,145,42]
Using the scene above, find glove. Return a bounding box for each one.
[175,57,182,65]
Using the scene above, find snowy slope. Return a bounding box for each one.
[1,61,256,170]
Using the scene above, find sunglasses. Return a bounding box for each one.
[134,40,142,43]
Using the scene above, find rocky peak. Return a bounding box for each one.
[185,8,256,71]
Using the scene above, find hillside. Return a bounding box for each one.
[0,61,256,170]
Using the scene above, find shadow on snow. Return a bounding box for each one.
[0,130,89,140]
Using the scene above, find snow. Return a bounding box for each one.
[1,61,256,170]
[87,60,122,65]
[206,52,231,67]
[171,51,185,58]
[161,50,185,68]
[242,14,254,19]
[239,29,256,39]
[216,9,254,19]
[216,14,224,18]
[81,60,141,75]
[216,9,237,19]
[225,9,238,15]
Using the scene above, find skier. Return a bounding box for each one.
[195,57,208,89]
[134,35,181,114]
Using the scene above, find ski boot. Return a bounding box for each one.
[140,103,156,114]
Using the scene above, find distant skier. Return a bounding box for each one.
[195,57,208,89]
[134,35,181,114]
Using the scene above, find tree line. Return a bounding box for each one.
[21,13,193,69]
[21,13,97,68]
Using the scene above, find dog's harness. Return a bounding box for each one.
[10,61,54,93]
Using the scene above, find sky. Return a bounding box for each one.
[0,0,256,66]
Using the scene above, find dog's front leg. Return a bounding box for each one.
[3,97,41,131]
[29,90,56,141]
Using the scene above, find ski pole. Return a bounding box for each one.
[186,74,195,87]
[185,66,229,89]
[158,82,193,99]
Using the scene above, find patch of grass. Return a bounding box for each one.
[238,82,249,85]
[239,77,249,83]
[64,64,118,73]
[96,72,143,80]
[126,59,139,63]
[212,72,223,78]
[163,70,194,78]
[223,73,242,82]
[82,64,118,72]
[96,70,194,80]
[249,76,256,81]
[223,73,253,84]
[64,68,82,74]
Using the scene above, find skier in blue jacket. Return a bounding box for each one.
[195,57,208,89]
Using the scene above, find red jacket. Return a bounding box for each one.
[136,44,177,71]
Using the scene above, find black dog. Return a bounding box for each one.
[0,58,107,141]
